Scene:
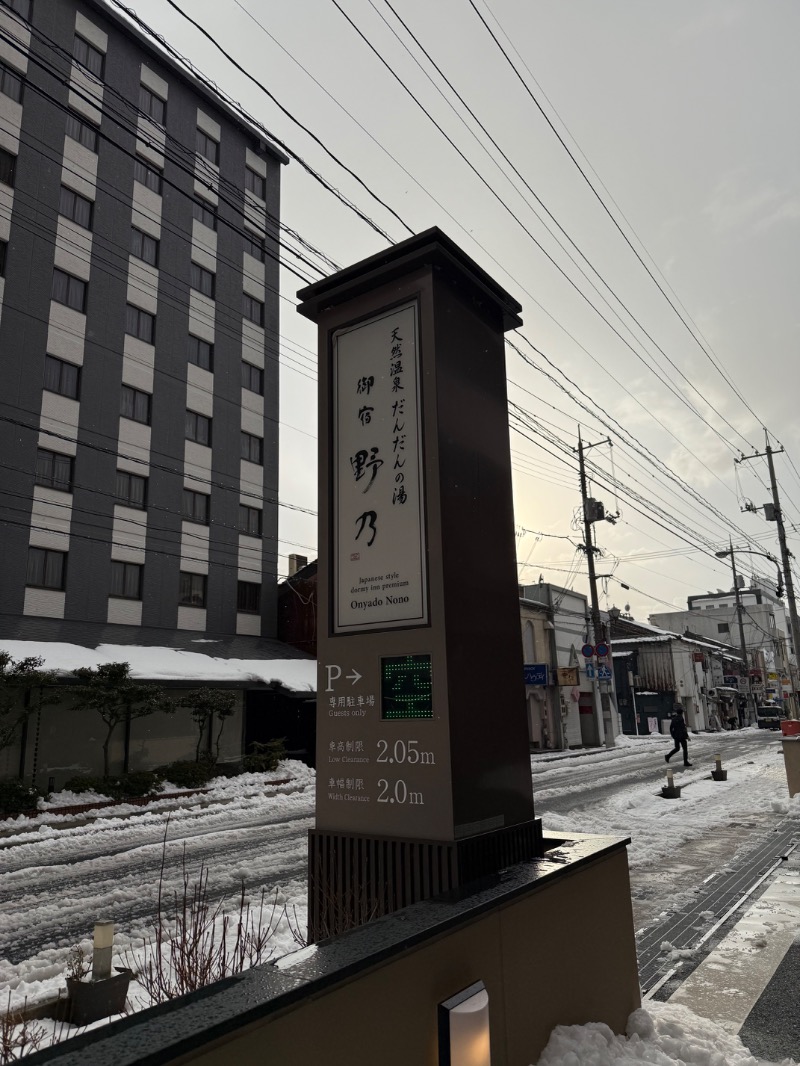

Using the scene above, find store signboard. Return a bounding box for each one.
[332,302,427,633]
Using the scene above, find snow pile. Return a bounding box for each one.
[535,1003,795,1065]
[38,788,113,809]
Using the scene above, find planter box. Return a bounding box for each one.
[66,970,132,1025]
[660,785,682,799]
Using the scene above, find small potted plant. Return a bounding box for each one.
[65,944,132,1025]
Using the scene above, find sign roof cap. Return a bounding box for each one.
[296,226,523,331]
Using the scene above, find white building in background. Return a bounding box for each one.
[649,576,797,714]
[521,582,620,748]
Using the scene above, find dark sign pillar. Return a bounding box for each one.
[298,228,541,942]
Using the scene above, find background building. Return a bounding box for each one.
[521,581,620,748]
[609,614,744,734]
[0,0,287,645]
[649,576,797,716]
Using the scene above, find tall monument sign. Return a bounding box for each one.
[298,229,541,941]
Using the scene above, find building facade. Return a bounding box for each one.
[610,615,744,733]
[519,597,558,749]
[521,582,620,748]
[0,0,286,643]
[649,577,797,716]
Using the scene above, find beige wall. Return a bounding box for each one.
[782,737,800,797]
[171,848,640,1066]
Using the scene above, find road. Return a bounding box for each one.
[532,729,787,928]
[0,729,783,980]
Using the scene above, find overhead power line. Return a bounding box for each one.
[466,0,765,433]
[114,0,410,242]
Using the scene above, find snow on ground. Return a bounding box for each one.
[535,731,792,873]
[0,761,315,1013]
[1,734,796,1060]
[534,1002,796,1065]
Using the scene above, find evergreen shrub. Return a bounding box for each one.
[242,739,286,774]
[0,778,40,815]
[156,760,215,789]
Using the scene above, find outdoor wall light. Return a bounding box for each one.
[438,980,491,1066]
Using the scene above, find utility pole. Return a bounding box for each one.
[737,431,800,718]
[727,540,755,726]
[576,430,613,747]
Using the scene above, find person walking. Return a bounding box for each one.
[665,706,692,766]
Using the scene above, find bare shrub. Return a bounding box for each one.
[129,824,306,1006]
[0,995,45,1064]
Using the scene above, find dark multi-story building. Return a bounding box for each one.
[0,0,287,643]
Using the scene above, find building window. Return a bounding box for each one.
[192,198,216,231]
[110,560,142,600]
[58,185,93,230]
[717,623,730,635]
[179,571,206,608]
[0,60,23,103]
[182,488,209,525]
[125,304,155,344]
[115,470,147,509]
[35,449,73,492]
[195,128,219,165]
[242,293,264,326]
[120,384,151,425]
[188,335,213,372]
[133,157,162,195]
[241,431,263,465]
[130,226,158,266]
[65,112,98,153]
[0,239,6,277]
[186,410,211,446]
[139,84,166,125]
[1,0,32,21]
[238,504,262,537]
[244,166,266,200]
[43,355,80,400]
[237,581,261,614]
[52,268,87,312]
[26,547,66,590]
[190,262,215,299]
[243,232,265,263]
[0,147,16,188]
[73,35,104,78]
[241,361,263,395]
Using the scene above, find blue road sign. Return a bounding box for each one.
[597,665,612,680]
[585,663,596,679]
[581,643,595,658]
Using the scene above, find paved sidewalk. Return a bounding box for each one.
[668,846,800,1061]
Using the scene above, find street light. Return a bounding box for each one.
[714,544,783,724]
[714,547,784,597]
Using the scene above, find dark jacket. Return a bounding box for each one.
[670,714,688,742]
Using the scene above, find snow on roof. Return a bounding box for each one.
[0,641,316,693]
[612,635,673,645]
[612,632,742,657]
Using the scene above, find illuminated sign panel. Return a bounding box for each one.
[381,654,433,720]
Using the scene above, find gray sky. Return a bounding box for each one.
[129,0,800,622]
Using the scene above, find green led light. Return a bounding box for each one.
[381,654,433,720]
